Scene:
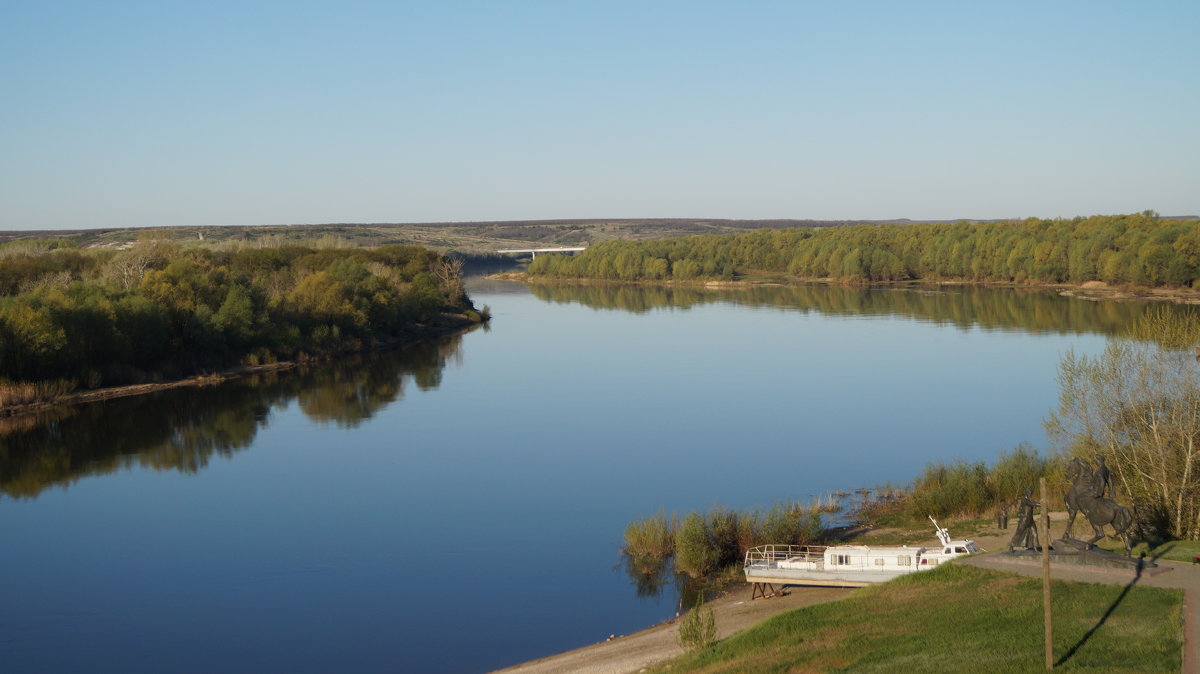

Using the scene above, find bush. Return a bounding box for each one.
[677,597,717,652]
[901,446,1057,519]
[675,511,718,577]
[989,443,1049,507]
[755,501,823,547]
[706,506,741,567]
[907,460,990,518]
[623,510,675,561]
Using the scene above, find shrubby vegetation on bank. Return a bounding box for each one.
[0,238,484,404]
[856,445,1055,526]
[529,212,1200,286]
[623,501,827,579]
[624,448,1049,583]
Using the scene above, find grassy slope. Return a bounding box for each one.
[661,564,1180,673]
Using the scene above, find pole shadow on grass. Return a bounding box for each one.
[1054,545,1167,667]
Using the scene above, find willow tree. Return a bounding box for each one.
[1046,309,1200,539]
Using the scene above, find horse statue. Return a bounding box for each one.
[1063,456,1136,555]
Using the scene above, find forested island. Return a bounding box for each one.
[526,212,1200,287]
[0,239,486,411]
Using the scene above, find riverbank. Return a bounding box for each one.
[494,271,1200,305]
[0,311,483,418]
[497,517,1188,673]
[495,522,1015,673]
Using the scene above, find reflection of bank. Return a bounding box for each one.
[0,334,465,499]
[620,552,707,612]
[522,280,1168,337]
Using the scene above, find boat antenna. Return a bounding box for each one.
[929,515,951,547]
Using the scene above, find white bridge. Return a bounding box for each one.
[496,247,587,259]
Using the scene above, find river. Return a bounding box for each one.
[0,279,1185,672]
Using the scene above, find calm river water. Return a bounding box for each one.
[0,279,1185,672]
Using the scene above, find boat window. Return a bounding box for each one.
[955,547,967,554]
[944,548,952,554]
[834,554,850,565]
[874,558,885,566]
[898,556,912,566]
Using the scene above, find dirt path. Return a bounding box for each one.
[493,585,852,674]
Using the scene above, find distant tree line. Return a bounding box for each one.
[527,212,1200,286]
[0,239,483,401]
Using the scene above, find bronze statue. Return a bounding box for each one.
[1063,456,1135,554]
[1009,488,1040,551]
[1093,454,1112,498]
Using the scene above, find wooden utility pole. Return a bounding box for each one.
[1040,476,1053,669]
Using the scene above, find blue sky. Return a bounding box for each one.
[1,1,1196,230]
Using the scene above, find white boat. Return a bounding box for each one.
[744,517,981,593]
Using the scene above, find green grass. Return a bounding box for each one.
[1148,540,1200,563]
[657,564,1181,673]
[1093,538,1200,563]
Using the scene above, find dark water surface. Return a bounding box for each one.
[0,280,1183,672]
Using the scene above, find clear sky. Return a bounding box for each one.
[1,1,1197,230]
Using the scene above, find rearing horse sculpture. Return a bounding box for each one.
[1063,457,1135,555]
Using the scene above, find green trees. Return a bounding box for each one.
[0,241,477,402]
[622,501,825,581]
[1047,313,1200,539]
[527,213,1200,288]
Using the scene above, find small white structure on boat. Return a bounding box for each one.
[744,517,981,597]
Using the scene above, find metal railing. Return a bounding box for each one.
[744,544,827,568]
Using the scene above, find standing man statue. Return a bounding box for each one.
[1093,454,1112,499]
[1009,488,1040,551]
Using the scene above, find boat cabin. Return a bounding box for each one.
[743,516,982,593]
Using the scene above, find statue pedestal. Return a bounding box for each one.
[1003,538,1154,571]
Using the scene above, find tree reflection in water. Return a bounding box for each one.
[527,282,1193,337]
[621,553,710,609]
[0,334,466,499]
